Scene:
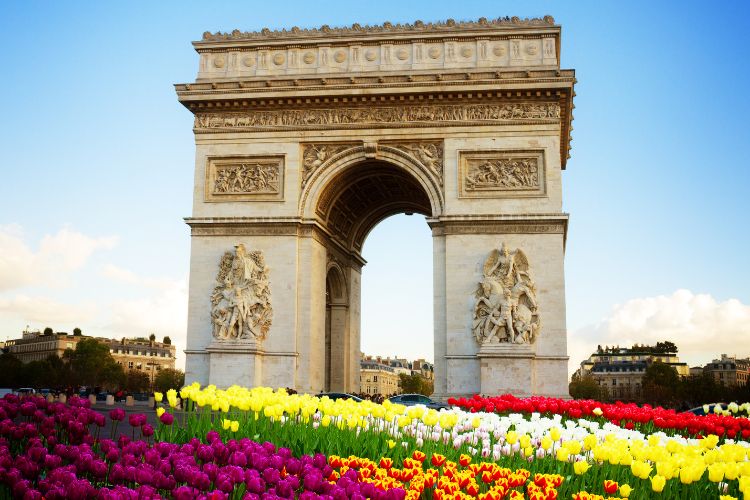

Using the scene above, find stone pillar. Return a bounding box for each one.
[431,226,448,399]
[126,396,134,407]
[88,394,97,406]
[206,341,263,388]
[106,394,115,406]
[58,394,66,404]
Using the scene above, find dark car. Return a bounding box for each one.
[96,392,109,402]
[387,394,450,410]
[317,392,363,402]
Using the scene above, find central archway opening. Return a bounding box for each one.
[315,159,436,393]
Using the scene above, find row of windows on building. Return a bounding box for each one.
[10,342,74,352]
[109,348,171,357]
[115,361,165,371]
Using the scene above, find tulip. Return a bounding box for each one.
[650,475,666,493]
[619,484,632,498]
[159,412,174,425]
[603,480,618,495]
[573,461,590,475]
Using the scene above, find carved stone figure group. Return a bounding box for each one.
[466,157,539,190]
[213,163,279,194]
[472,243,541,345]
[210,244,272,341]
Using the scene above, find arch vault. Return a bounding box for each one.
[178,16,575,398]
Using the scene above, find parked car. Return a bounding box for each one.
[0,388,13,399]
[39,388,52,397]
[16,388,36,396]
[96,392,109,402]
[132,392,150,402]
[317,392,363,402]
[387,393,450,410]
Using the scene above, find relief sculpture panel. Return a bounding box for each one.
[472,243,541,346]
[459,150,545,198]
[301,143,360,187]
[205,156,284,202]
[211,244,272,341]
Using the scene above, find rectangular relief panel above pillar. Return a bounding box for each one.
[458,149,546,199]
[204,155,285,202]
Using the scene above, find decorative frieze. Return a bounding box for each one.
[194,102,560,132]
[205,156,284,202]
[459,150,546,198]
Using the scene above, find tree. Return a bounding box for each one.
[569,374,602,400]
[124,370,151,392]
[398,372,433,396]
[65,338,124,389]
[162,336,171,345]
[642,361,679,405]
[149,333,156,342]
[73,327,82,336]
[43,327,54,336]
[154,368,185,393]
[655,341,678,353]
[0,353,23,387]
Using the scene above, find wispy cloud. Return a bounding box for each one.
[0,224,118,291]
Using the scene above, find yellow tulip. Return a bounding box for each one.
[650,475,666,493]
[230,420,239,432]
[505,431,518,445]
[592,407,603,416]
[619,484,632,498]
[387,440,396,449]
[154,392,163,402]
[222,419,231,430]
[541,436,553,451]
[156,407,165,418]
[471,416,481,429]
[706,463,725,483]
[573,461,591,475]
[321,415,331,427]
[550,427,561,441]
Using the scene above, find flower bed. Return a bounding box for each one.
[1,388,749,499]
[449,394,750,440]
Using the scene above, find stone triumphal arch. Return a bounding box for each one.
[177,16,575,399]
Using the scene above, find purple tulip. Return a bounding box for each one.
[108,409,125,422]
[159,412,174,426]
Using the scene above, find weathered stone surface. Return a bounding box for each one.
[178,17,574,398]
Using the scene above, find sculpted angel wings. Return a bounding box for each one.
[210,244,272,341]
[472,243,541,345]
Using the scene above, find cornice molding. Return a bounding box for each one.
[198,16,557,44]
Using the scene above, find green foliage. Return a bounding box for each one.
[149,333,156,342]
[397,372,433,396]
[0,353,23,387]
[568,374,602,400]
[43,327,53,336]
[65,338,124,389]
[162,336,171,345]
[154,368,185,393]
[73,327,82,336]
[124,370,151,392]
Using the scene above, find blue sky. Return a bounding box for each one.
[1,1,748,373]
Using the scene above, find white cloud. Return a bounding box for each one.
[101,269,188,369]
[0,225,118,291]
[0,294,97,325]
[569,289,750,375]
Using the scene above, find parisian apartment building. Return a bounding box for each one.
[3,329,176,383]
[359,353,435,396]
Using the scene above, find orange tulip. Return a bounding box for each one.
[459,454,472,466]
[603,480,619,495]
[431,453,447,467]
[379,457,393,469]
[412,450,426,462]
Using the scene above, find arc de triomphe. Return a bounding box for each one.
[177,16,574,399]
